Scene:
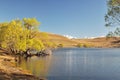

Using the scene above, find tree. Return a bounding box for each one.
[0,18,44,55]
[106,31,114,37]
[105,0,120,27]
[23,18,40,39]
[106,27,120,37]
[23,18,40,30]
[105,0,120,37]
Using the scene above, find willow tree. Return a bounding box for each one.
[0,21,25,53]
[0,18,44,55]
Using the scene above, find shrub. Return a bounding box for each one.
[57,44,64,47]
[77,43,84,48]
[77,43,92,48]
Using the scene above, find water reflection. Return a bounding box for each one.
[17,48,120,80]
[17,56,52,78]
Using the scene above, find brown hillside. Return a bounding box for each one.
[47,33,78,47]
[74,37,120,48]
[37,32,120,48]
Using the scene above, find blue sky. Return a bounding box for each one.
[0,0,111,38]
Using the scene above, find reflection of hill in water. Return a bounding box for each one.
[16,56,52,78]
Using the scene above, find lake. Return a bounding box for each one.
[17,48,120,80]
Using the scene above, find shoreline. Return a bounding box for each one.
[0,46,119,80]
[0,55,42,80]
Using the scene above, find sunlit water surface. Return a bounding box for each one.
[17,48,120,80]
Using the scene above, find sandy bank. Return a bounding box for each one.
[0,55,43,80]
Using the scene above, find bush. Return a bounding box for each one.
[57,44,64,47]
[77,43,84,48]
[77,43,92,48]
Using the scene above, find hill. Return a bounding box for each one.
[45,33,78,47]
[74,37,120,48]
[38,32,120,48]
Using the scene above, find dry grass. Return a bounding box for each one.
[40,32,120,48]
[36,32,120,48]
[47,33,78,47]
[0,55,41,80]
[37,32,79,47]
[74,37,120,48]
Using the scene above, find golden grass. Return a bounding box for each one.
[74,37,120,48]
[37,32,78,47]
[37,32,120,48]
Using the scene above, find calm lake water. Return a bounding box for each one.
[17,48,120,80]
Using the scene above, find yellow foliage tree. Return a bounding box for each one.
[0,18,44,55]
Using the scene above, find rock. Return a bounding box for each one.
[42,49,52,55]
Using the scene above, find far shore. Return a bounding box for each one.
[45,33,120,48]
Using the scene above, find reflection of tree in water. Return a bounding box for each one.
[15,56,28,67]
[16,56,52,79]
